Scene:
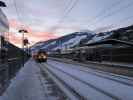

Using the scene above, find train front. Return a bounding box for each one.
[33,49,48,63]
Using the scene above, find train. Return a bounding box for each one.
[32,49,48,63]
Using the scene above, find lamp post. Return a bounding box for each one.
[23,38,29,54]
[18,29,28,66]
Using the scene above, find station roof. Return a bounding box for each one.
[84,39,133,47]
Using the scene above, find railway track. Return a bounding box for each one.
[46,63,120,100]
[38,60,133,100]
[47,60,133,86]
[49,57,133,77]
[38,63,83,100]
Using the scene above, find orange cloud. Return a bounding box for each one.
[25,32,59,44]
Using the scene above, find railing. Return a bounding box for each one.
[0,47,30,95]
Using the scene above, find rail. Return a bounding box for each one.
[39,60,133,100]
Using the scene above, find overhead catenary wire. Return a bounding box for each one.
[93,13,133,33]
[87,0,133,28]
[58,0,79,24]
[86,0,122,25]
[107,14,133,31]
[54,0,127,32]
[61,0,74,17]
[52,0,123,32]
[12,0,22,24]
[51,0,79,32]
[6,0,23,42]
[11,0,133,34]
[14,0,74,31]
[11,0,76,33]
[12,0,34,30]
[11,0,29,51]
[50,0,74,30]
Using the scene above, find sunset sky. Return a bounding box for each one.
[1,0,133,47]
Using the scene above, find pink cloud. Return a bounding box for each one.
[9,19,21,29]
[8,19,59,47]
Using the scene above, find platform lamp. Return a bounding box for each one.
[23,38,29,54]
[18,29,28,66]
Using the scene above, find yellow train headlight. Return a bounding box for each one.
[42,55,47,59]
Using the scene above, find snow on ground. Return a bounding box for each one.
[45,63,113,100]
[0,59,46,100]
[47,60,133,100]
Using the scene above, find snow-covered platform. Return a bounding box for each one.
[0,59,46,100]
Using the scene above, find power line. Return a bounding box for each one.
[51,0,79,32]
[86,0,122,24]
[53,0,124,32]
[12,0,78,33]
[50,0,123,31]
[87,1,133,28]
[26,0,75,30]
[12,0,22,23]
[16,1,32,27]
[23,0,74,30]
[61,0,73,16]
[110,14,133,29]
[12,0,32,30]
[54,0,74,27]
[94,14,133,32]
[59,0,79,23]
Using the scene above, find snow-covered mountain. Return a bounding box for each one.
[31,25,133,53]
[31,30,95,52]
[86,32,113,44]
